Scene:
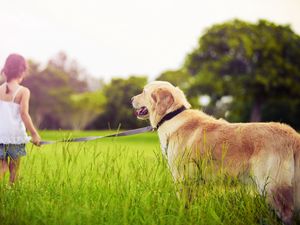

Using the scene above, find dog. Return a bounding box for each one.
[131,81,300,224]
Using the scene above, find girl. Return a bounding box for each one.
[0,53,41,184]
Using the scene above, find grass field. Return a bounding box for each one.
[0,130,281,225]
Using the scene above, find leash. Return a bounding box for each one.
[39,106,187,145]
[40,126,154,145]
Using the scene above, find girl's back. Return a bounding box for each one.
[0,83,30,144]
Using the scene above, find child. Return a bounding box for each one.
[0,53,41,184]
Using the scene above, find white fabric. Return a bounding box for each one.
[0,86,31,144]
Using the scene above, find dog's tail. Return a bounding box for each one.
[294,138,300,222]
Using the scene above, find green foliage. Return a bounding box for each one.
[24,61,76,129]
[23,53,104,130]
[185,19,300,126]
[70,91,106,129]
[156,69,190,88]
[2,19,300,130]
[89,76,148,129]
[0,131,280,225]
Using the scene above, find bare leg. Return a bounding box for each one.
[9,158,20,184]
[0,159,9,180]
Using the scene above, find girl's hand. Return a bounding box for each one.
[31,133,41,146]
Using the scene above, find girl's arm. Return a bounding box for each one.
[20,88,41,146]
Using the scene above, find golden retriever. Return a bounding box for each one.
[132,81,300,224]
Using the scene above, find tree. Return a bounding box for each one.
[88,76,148,129]
[24,61,79,129]
[156,69,190,88]
[70,91,106,130]
[185,19,300,124]
[23,53,103,130]
[48,51,89,93]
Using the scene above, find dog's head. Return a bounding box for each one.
[132,81,191,128]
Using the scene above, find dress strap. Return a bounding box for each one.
[11,86,22,103]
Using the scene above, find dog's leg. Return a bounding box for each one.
[252,152,295,224]
[269,185,294,225]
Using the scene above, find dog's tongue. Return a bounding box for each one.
[135,107,148,116]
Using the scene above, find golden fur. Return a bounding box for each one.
[132,81,300,224]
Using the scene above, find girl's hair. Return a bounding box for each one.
[1,54,27,94]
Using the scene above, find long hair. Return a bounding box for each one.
[1,54,27,93]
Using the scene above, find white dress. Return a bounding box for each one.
[0,85,31,144]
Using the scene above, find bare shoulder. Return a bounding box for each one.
[20,86,30,95]
[18,86,31,102]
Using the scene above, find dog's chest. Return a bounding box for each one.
[159,133,169,158]
[157,119,187,159]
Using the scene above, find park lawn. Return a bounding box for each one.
[0,130,280,225]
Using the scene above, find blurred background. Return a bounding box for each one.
[0,0,300,130]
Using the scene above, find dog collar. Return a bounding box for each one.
[155,106,186,129]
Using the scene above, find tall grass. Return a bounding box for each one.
[0,131,280,225]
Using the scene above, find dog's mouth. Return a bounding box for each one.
[134,106,149,119]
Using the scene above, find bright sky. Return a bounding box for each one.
[0,0,299,81]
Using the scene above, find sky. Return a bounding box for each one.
[0,0,299,81]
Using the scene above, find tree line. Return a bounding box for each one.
[1,19,300,130]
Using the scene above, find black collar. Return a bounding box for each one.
[155,106,186,129]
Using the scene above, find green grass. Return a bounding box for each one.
[0,130,280,225]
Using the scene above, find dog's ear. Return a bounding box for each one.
[151,88,174,115]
